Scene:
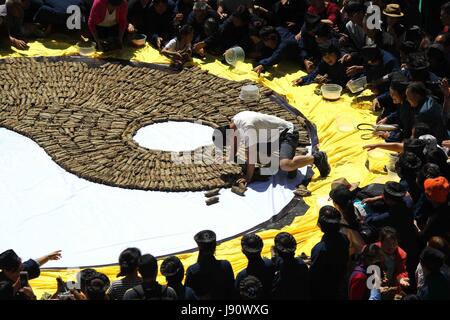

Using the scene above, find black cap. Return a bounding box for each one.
[160,256,183,277]
[304,13,321,32]
[239,276,263,300]
[420,247,445,272]
[329,185,354,204]
[274,232,297,254]
[241,234,263,253]
[362,45,381,62]
[344,1,366,15]
[383,181,406,200]
[194,230,216,245]
[0,249,21,271]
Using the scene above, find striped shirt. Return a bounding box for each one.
[107,277,143,300]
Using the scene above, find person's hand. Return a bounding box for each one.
[339,53,352,64]
[46,250,62,261]
[377,117,387,125]
[304,59,315,73]
[19,287,37,300]
[399,277,410,288]
[218,12,228,19]
[253,65,265,76]
[440,78,450,98]
[10,37,28,50]
[175,13,184,22]
[292,78,304,86]
[286,21,296,28]
[321,19,334,26]
[372,98,381,112]
[156,37,163,50]
[70,289,87,300]
[315,74,329,84]
[236,178,248,186]
[380,286,397,300]
[361,195,383,204]
[295,31,302,42]
[346,65,364,77]
[127,23,136,33]
[363,144,379,152]
[375,131,390,139]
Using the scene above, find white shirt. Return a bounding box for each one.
[163,38,191,52]
[232,111,294,147]
[99,8,117,27]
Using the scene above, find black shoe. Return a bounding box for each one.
[313,151,331,177]
[287,170,298,179]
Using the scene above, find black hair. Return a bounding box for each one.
[399,41,418,55]
[442,2,450,15]
[78,268,97,294]
[108,0,123,6]
[404,138,427,161]
[177,24,194,41]
[319,42,340,58]
[344,1,366,15]
[138,254,158,279]
[358,243,382,266]
[117,247,142,277]
[329,185,359,229]
[259,26,278,41]
[396,152,422,179]
[315,23,332,39]
[407,81,428,98]
[389,73,409,95]
[425,147,450,179]
[85,272,110,300]
[420,247,445,273]
[379,226,398,243]
[232,5,251,25]
[318,205,341,234]
[406,52,430,73]
[153,0,168,4]
[417,163,441,190]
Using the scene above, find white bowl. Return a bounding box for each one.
[321,84,342,100]
[224,46,245,66]
[239,84,260,101]
[77,41,96,56]
[347,76,367,93]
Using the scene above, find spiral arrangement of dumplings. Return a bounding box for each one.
[0,57,309,192]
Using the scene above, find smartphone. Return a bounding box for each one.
[19,271,29,288]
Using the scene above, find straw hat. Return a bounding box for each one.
[331,177,360,192]
[383,4,404,17]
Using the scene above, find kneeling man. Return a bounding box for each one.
[212,111,330,186]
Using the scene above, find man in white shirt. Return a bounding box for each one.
[213,111,330,186]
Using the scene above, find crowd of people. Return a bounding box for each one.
[0,0,450,301]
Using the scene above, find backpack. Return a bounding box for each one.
[132,284,173,300]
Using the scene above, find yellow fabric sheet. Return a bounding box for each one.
[0,39,399,299]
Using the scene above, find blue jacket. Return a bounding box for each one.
[365,50,400,84]
[258,27,299,67]
[414,96,447,143]
[272,255,309,300]
[309,232,349,300]
[185,255,236,299]
[235,257,275,299]
[301,58,349,87]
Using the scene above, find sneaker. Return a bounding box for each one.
[313,151,331,177]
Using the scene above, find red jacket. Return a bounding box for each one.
[307,2,340,24]
[374,242,409,284]
[88,0,128,35]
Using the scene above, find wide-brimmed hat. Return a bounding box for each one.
[383,4,404,17]
[0,249,21,271]
[194,230,216,245]
[383,181,406,200]
[331,178,360,192]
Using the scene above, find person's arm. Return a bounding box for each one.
[116,1,128,46]
[237,147,255,186]
[348,274,369,300]
[88,0,104,48]
[363,142,404,153]
[34,250,62,266]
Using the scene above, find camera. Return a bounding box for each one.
[19,271,29,288]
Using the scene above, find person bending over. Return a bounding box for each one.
[212,111,330,186]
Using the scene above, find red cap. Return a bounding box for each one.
[424,177,450,204]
